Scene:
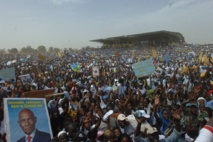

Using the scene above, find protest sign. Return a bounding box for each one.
[4,98,52,142]
[0,67,15,81]
[18,74,33,85]
[164,53,170,63]
[70,63,82,73]
[132,58,155,78]
[23,89,55,98]
[92,66,100,77]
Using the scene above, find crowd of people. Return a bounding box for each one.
[0,43,213,142]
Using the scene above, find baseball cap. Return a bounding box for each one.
[83,89,89,93]
[197,97,205,101]
[190,103,198,108]
[185,103,191,107]
[115,99,119,102]
[117,114,127,121]
[134,110,150,118]
[103,95,108,100]
[146,127,158,134]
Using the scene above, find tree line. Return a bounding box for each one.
[6,46,73,54]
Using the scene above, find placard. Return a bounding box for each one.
[18,74,33,85]
[4,98,52,142]
[92,66,100,77]
[132,58,155,78]
[0,68,15,81]
[23,89,55,98]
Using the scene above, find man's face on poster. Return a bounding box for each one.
[18,110,37,135]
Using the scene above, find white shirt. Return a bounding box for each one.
[195,127,213,142]
[100,100,107,109]
[25,128,36,142]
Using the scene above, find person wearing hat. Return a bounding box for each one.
[134,110,152,137]
[134,110,151,137]
[57,131,69,142]
[189,103,198,118]
[134,112,181,142]
[100,95,109,109]
[197,97,207,113]
[116,114,135,137]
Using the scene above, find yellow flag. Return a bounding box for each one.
[203,53,208,65]
[138,57,141,62]
[131,51,135,58]
[210,80,213,85]
[152,49,157,58]
[57,51,62,58]
[192,65,198,71]
[198,52,203,64]
[90,54,94,58]
[182,65,189,74]
[210,57,213,63]
[200,71,206,77]
[38,54,45,60]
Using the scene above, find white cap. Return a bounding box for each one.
[57,131,67,138]
[117,114,127,121]
[83,89,89,93]
[146,127,158,134]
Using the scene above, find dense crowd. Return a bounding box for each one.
[0,43,213,142]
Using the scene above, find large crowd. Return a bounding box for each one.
[0,43,213,142]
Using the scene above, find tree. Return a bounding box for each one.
[48,47,54,53]
[26,46,34,53]
[53,47,60,52]
[20,46,35,53]
[69,48,73,52]
[20,47,27,53]
[37,45,46,53]
[32,48,38,53]
[8,48,18,54]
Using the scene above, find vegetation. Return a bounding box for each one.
[4,45,58,54]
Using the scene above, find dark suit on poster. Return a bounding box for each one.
[16,129,51,142]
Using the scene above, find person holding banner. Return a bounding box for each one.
[17,108,51,142]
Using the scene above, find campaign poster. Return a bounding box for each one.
[18,74,33,85]
[92,66,100,77]
[4,98,52,142]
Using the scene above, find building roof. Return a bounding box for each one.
[90,30,184,45]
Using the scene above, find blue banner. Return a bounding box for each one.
[164,53,170,63]
[132,59,155,78]
[0,68,15,81]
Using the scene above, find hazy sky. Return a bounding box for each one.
[0,0,213,49]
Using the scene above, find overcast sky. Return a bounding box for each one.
[0,0,212,49]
